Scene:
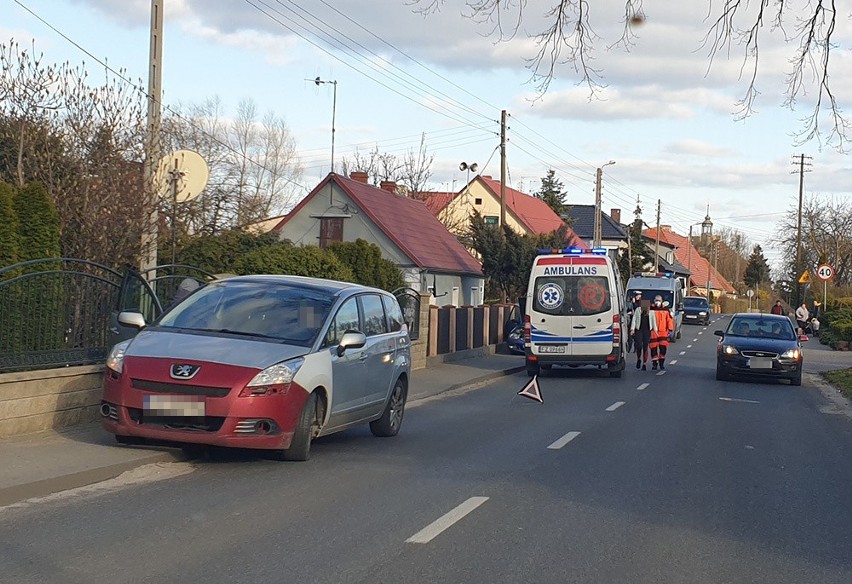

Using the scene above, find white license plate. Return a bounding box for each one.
[538,345,566,354]
[747,358,773,370]
[144,395,205,416]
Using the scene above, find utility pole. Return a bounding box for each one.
[791,153,812,306]
[140,0,164,278]
[654,199,661,271]
[594,167,602,248]
[500,109,507,229]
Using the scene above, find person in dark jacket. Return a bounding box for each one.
[630,299,656,371]
[770,300,784,315]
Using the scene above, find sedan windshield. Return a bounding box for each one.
[683,297,708,308]
[157,281,335,346]
[726,317,795,340]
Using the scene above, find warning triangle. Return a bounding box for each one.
[518,375,543,403]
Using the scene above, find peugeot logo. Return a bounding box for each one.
[170,364,200,380]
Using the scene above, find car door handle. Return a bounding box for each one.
[573,325,587,329]
[358,352,368,362]
[109,327,119,335]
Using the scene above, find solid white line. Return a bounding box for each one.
[669,360,678,365]
[636,383,650,391]
[606,401,625,412]
[679,351,686,355]
[547,431,581,450]
[406,497,489,544]
[656,370,667,376]
[719,397,760,404]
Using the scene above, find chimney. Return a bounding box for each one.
[379,180,397,193]
[482,175,492,180]
[660,224,672,230]
[350,171,369,184]
[610,208,621,224]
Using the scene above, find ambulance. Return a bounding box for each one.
[523,247,627,378]
[625,272,684,342]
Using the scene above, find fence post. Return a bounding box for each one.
[410,292,431,370]
[448,306,457,353]
[482,305,490,347]
[428,305,438,357]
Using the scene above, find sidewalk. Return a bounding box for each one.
[0,352,525,507]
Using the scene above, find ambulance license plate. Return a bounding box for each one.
[538,345,566,354]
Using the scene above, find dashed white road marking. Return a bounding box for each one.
[606,401,626,412]
[636,383,650,391]
[547,431,581,450]
[719,397,760,404]
[656,370,667,376]
[406,497,489,544]
[687,345,693,348]
[679,351,686,355]
[698,332,704,335]
[693,338,699,342]
[669,360,678,365]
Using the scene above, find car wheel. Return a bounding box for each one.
[371,378,407,437]
[526,359,540,377]
[791,369,803,386]
[609,366,623,378]
[278,391,318,462]
[715,365,728,381]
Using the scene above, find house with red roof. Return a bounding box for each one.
[642,225,736,297]
[421,175,584,247]
[272,172,484,307]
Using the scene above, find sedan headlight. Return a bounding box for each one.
[106,340,131,374]
[241,357,305,396]
[698,311,708,316]
[780,348,801,359]
[722,345,738,355]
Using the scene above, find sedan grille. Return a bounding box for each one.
[741,350,779,359]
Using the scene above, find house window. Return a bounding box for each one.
[474,198,482,205]
[319,217,343,248]
[484,216,498,225]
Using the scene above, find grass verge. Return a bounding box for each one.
[821,368,852,400]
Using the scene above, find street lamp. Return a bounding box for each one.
[313,77,338,174]
[594,160,615,248]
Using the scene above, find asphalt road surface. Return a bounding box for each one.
[2,316,851,584]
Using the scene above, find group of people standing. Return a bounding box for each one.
[771,299,821,335]
[627,292,674,371]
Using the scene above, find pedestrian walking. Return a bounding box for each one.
[630,299,656,371]
[795,302,810,333]
[770,300,784,315]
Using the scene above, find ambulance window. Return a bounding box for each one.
[571,276,611,316]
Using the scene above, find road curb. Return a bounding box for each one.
[0,450,186,508]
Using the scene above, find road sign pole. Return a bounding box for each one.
[824,280,827,310]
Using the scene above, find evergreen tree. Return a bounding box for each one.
[0,181,19,267]
[743,244,771,288]
[13,182,60,262]
[617,208,654,284]
[534,169,567,216]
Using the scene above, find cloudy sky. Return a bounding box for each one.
[5,0,852,268]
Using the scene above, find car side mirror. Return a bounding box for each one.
[118,311,146,330]
[677,303,684,311]
[337,330,367,356]
[798,334,809,342]
[713,330,725,337]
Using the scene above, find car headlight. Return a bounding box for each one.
[780,348,801,359]
[106,340,131,374]
[698,311,707,316]
[241,357,305,396]
[722,345,737,355]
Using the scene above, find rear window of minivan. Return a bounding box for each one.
[532,276,612,316]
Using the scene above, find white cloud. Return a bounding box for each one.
[663,140,737,158]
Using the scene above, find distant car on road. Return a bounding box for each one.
[100,275,411,461]
[682,296,710,325]
[506,324,525,354]
[714,313,806,385]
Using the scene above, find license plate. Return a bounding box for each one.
[685,315,696,319]
[538,345,566,354]
[747,358,773,370]
[143,395,205,417]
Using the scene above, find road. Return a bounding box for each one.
[2,316,852,583]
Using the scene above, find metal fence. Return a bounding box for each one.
[0,259,216,373]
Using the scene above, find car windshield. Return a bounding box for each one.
[726,317,796,340]
[157,280,335,346]
[683,297,708,308]
[627,289,673,307]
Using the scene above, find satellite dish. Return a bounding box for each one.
[155,150,209,203]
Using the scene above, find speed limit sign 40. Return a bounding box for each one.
[816,264,834,281]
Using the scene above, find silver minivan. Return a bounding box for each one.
[101,275,411,461]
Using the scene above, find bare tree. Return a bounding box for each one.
[774,195,852,286]
[340,134,434,195]
[414,1,848,149]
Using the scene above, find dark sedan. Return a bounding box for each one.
[714,313,806,385]
[683,296,710,325]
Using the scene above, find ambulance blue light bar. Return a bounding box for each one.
[536,247,586,256]
[591,247,608,255]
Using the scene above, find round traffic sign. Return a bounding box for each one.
[746,289,754,298]
[816,264,834,281]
